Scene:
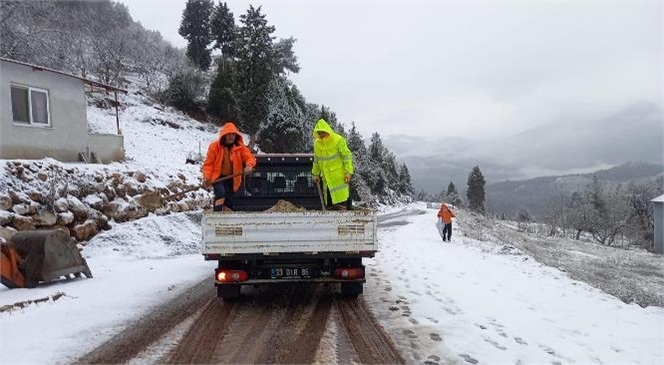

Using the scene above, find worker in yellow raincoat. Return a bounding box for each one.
[311,118,354,210]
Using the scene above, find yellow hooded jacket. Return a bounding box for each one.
[312,119,354,205]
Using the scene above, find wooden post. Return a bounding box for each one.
[114,91,120,135]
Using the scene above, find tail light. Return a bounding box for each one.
[215,269,248,282]
[334,268,364,280]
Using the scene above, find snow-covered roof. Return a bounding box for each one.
[652,194,664,203]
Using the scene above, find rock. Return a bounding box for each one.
[167,201,180,213]
[57,211,75,225]
[103,184,117,201]
[0,226,17,242]
[177,173,187,182]
[72,220,97,241]
[8,191,29,204]
[155,207,170,216]
[0,195,12,210]
[15,165,24,174]
[136,191,162,211]
[0,210,14,226]
[107,199,147,223]
[177,201,190,212]
[135,171,147,183]
[11,204,29,215]
[94,173,104,182]
[27,163,39,173]
[108,172,124,186]
[83,194,104,210]
[32,209,57,226]
[115,185,127,198]
[27,201,40,214]
[54,198,69,213]
[11,215,35,231]
[67,196,89,221]
[38,172,48,181]
[29,192,44,203]
[123,182,139,197]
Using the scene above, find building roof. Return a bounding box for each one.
[1,57,127,93]
[652,194,664,203]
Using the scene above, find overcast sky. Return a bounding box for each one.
[118,1,663,141]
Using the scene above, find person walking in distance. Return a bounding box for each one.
[437,203,456,241]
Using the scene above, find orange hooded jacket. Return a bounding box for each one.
[437,204,456,224]
[202,122,256,192]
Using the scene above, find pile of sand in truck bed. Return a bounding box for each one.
[264,200,308,213]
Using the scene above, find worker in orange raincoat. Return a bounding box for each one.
[202,122,256,211]
[437,203,456,241]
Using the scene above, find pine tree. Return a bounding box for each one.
[210,2,235,58]
[398,163,415,196]
[179,0,214,70]
[258,76,306,153]
[207,58,236,120]
[467,166,486,213]
[367,133,387,194]
[445,181,462,206]
[234,5,276,146]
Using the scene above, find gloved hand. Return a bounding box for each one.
[344,173,352,183]
[243,166,254,175]
[312,175,320,185]
[202,177,212,187]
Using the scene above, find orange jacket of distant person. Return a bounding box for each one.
[202,122,256,192]
[437,204,456,224]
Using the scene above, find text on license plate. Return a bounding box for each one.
[271,267,312,279]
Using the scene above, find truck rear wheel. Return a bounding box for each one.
[341,282,363,298]
[217,285,240,300]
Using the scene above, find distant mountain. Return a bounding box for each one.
[488,102,663,170]
[384,102,663,195]
[486,162,664,218]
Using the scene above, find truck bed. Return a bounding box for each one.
[202,210,377,257]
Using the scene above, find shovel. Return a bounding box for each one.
[315,180,326,211]
[163,171,247,201]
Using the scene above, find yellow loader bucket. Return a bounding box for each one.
[3,230,92,288]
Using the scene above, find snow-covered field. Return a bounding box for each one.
[367,203,664,364]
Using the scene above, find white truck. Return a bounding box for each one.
[202,154,377,300]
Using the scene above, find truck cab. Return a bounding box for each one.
[202,154,376,300]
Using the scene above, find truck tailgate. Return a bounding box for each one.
[202,210,376,255]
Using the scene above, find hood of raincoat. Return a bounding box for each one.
[218,122,246,145]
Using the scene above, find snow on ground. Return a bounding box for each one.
[366,202,664,364]
[0,212,215,365]
[86,87,218,180]
[1,202,663,364]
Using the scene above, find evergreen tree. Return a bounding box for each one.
[366,132,387,194]
[210,1,236,58]
[398,163,415,196]
[207,58,236,120]
[466,166,486,213]
[273,37,300,74]
[178,0,214,70]
[258,76,307,153]
[234,5,276,146]
[369,132,385,165]
[445,181,462,206]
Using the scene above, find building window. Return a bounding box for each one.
[10,84,50,126]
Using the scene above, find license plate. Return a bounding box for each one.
[270,267,313,279]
